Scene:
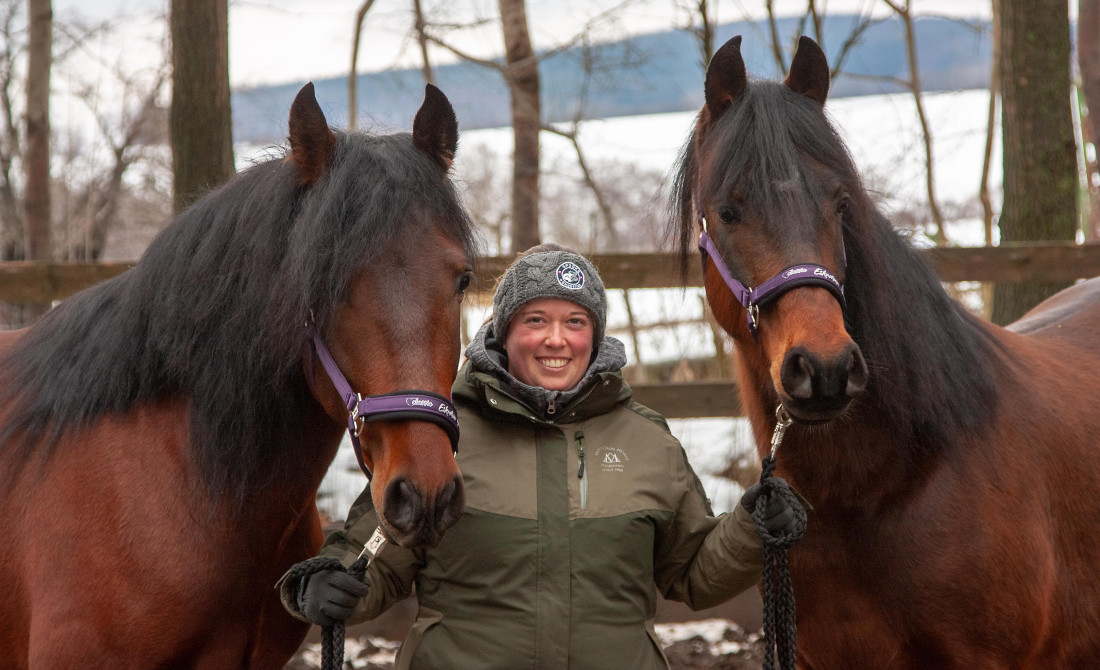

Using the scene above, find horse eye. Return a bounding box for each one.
[457,272,473,295]
[718,205,740,224]
[836,196,851,216]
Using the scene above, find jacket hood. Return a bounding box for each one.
[457,321,630,421]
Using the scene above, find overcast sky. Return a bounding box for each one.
[51,0,1000,89]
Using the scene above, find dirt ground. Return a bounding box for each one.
[284,589,766,669]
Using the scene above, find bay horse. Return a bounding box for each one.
[672,35,1100,668]
[0,82,475,668]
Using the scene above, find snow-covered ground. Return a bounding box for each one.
[287,618,763,669]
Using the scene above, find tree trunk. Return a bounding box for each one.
[1,1,24,261]
[347,0,377,131]
[16,0,51,325]
[499,0,540,253]
[170,0,234,214]
[24,0,50,261]
[413,0,435,85]
[993,0,1077,324]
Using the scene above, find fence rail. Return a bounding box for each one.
[1,243,1098,303]
[3,243,1098,418]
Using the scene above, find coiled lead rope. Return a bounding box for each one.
[753,405,807,670]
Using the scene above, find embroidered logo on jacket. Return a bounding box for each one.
[593,447,628,473]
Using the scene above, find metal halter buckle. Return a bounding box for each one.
[769,405,794,459]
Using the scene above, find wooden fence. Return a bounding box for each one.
[2,242,1099,418]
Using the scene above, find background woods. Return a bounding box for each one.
[1,0,1099,494]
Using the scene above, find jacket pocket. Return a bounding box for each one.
[394,606,443,670]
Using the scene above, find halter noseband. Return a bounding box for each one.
[308,325,460,477]
[697,217,845,340]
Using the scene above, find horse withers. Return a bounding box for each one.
[672,35,1100,667]
[0,83,474,668]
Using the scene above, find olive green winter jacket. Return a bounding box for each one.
[281,356,764,669]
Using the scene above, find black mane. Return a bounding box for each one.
[0,130,476,501]
[670,80,1002,451]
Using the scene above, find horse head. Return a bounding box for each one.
[289,83,471,548]
[688,36,867,424]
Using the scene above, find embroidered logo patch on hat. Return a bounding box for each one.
[556,261,585,290]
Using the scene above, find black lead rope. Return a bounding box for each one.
[285,529,386,670]
[752,408,808,670]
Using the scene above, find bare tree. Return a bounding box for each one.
[347,0,377,131]
[24,0,50,262]
[419,1,651,253]
[61,67,169,261]
[0,0,24,261]
[881,0,946,245]
[675,0,717,70]
[412,0,434,85]
[498,0,541,252]
[169,0,233,213]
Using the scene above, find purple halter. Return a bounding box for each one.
[308,325,460,477]
[697,227,845,340]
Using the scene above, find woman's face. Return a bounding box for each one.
[504,298,595,391]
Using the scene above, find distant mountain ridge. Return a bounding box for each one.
[232,14,991,144]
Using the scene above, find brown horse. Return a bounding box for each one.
[0,83,475,668]
[672,35,1100,668]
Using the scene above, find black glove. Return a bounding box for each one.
[741,478,798,536]
[296,569,370,626]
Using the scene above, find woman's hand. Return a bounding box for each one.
[297,569,370,626]
[741,479,798,535]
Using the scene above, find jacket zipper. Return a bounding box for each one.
[575,430,587,510]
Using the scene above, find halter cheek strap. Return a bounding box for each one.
[308,325,460,477]
[697,226,845,340]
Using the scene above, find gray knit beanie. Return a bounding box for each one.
[492,249,607,345]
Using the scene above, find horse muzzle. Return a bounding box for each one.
[778,341,867,422]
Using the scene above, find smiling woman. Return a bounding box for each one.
[490,245,606,393]
[282,242,803,670]
[502,297,595,390]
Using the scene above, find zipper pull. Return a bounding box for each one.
[547,397,557,415]
[575,430,585,478]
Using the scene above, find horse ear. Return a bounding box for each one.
[785,36,830,105]
[413,84,459,170]
[288,82,336,186]
[704,35,748,119]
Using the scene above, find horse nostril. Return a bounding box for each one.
[845,345,868,397]
[383,479,422,535]
[781,348,815,399]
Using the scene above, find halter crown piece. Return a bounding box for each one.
[308,324,460,477]
[696,210,846,341]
